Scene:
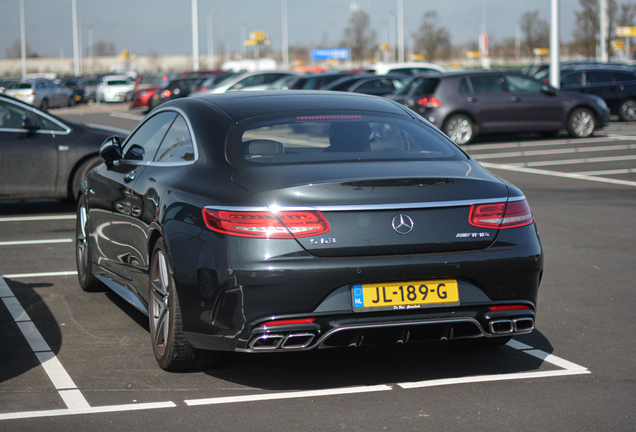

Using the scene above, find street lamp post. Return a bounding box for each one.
[204,10,215,69]
[282,0,289,70]
[20,0,26,79]
[397,0,404,63]
[191,0,200,71]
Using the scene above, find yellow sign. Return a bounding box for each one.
[466,51,480,58]
[379,43,390,51]
[249,31,267,42]
[533,48,549,55]
[410,54,424,61]
[611,40,625,49]
[616,26,636,37]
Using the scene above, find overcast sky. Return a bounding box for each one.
[0,0,595,59]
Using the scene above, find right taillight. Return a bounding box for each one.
[469,199,534,229]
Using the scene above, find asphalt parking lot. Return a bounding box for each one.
[1,104,635,431]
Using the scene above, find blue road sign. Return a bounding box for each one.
[312,48,350,61]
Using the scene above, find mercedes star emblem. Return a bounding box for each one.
[392,214,414,235]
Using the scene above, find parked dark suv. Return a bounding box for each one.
[535,65,636,122]
[389,71,611,145]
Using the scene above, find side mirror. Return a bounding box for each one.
[542,85,559,96]
[100,136,123,169]
[22,117,39,131]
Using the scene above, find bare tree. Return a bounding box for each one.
[341,10,376,66]
[5,39,38,58]
[412,10,451,62]
[519,11,549,56]
[91,40,116,57]
[570,0,629,57]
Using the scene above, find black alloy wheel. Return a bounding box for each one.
[76,196,101,292]
[619,99,636,122]
[148,239,220,371]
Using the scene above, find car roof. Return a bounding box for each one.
[188,90,411,122]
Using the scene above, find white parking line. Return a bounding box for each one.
[508,154,636,167]
[4,271,78,279]
[109,112,145,121]
[0,215,75,222]
[0,239,72,246]
[473,144,636,160]
[467,136,617,152]
[480,162,636,187]
[0,277,88,409]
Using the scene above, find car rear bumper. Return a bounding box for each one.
[172,224,543,353]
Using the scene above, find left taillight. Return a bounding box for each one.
[202,209,330,239]
[469,199,534,229]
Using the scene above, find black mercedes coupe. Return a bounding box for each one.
[76,91,543,371]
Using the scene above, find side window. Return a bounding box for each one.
[122,111,177,162]
[153,115,195,163]
[614,72,636,83]
[263,74,287,84]
[503,74,544,93]
[38,114,66,132]
[561,72,583,87]
[0,100,29,129]
[459,78,471,94]
[587,71,613,85]
[468,75,503,93]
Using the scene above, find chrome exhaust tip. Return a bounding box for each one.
[513,317,534,333]
[281,333,315,349]
[489,319,514,335]
[249,334,284,350]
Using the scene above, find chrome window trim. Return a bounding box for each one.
[121,106,199,166]
[0,96,71,135]
[204,196,525,213]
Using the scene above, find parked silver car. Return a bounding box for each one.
[2,79,75,110]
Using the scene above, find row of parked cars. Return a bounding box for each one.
[127,61,634,145]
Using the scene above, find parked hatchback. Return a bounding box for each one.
[535,65,636,122]
[3,79,75,110]
[395,71,610,145]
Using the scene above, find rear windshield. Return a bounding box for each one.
[412,78,440,95]
[229,113,464,165]
[107,80,128,86]
[139,75,164,85]
[8,83,32,89]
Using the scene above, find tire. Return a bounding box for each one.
[618,98,636,122]
[70,156,102,201]
[76,196,101,292]
[444,114,475,145]
[448,335,512,350]
[149,239,220,371]
[40,99,48,111]
[567,108,595,138]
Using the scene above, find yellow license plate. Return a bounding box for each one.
[352,279,459,311]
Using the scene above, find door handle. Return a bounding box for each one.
[124,171,136,183]
[467,97,478,103]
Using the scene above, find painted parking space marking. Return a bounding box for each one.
[480,162,636,188]
[109,112,145,121]
[0,276,88,410]
[3,271,78,279]
[472,144,636,160]
[0,215,75,222]
[0,239,72,246]
[504,154,636,168]
[1,270,591,421]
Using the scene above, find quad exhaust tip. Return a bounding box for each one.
[249,333,316,350]
[489,317,534,335]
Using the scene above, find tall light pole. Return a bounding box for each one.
[480,0,490,69]
[282,0,289,70]
[550,0,561,88]
[191,0,200,71]
[204,10,215,69]
[599,0,608,62]
[389,11,395,63]
[20,0,26,78]
[72,0,80,76]
[397,0,404,63]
